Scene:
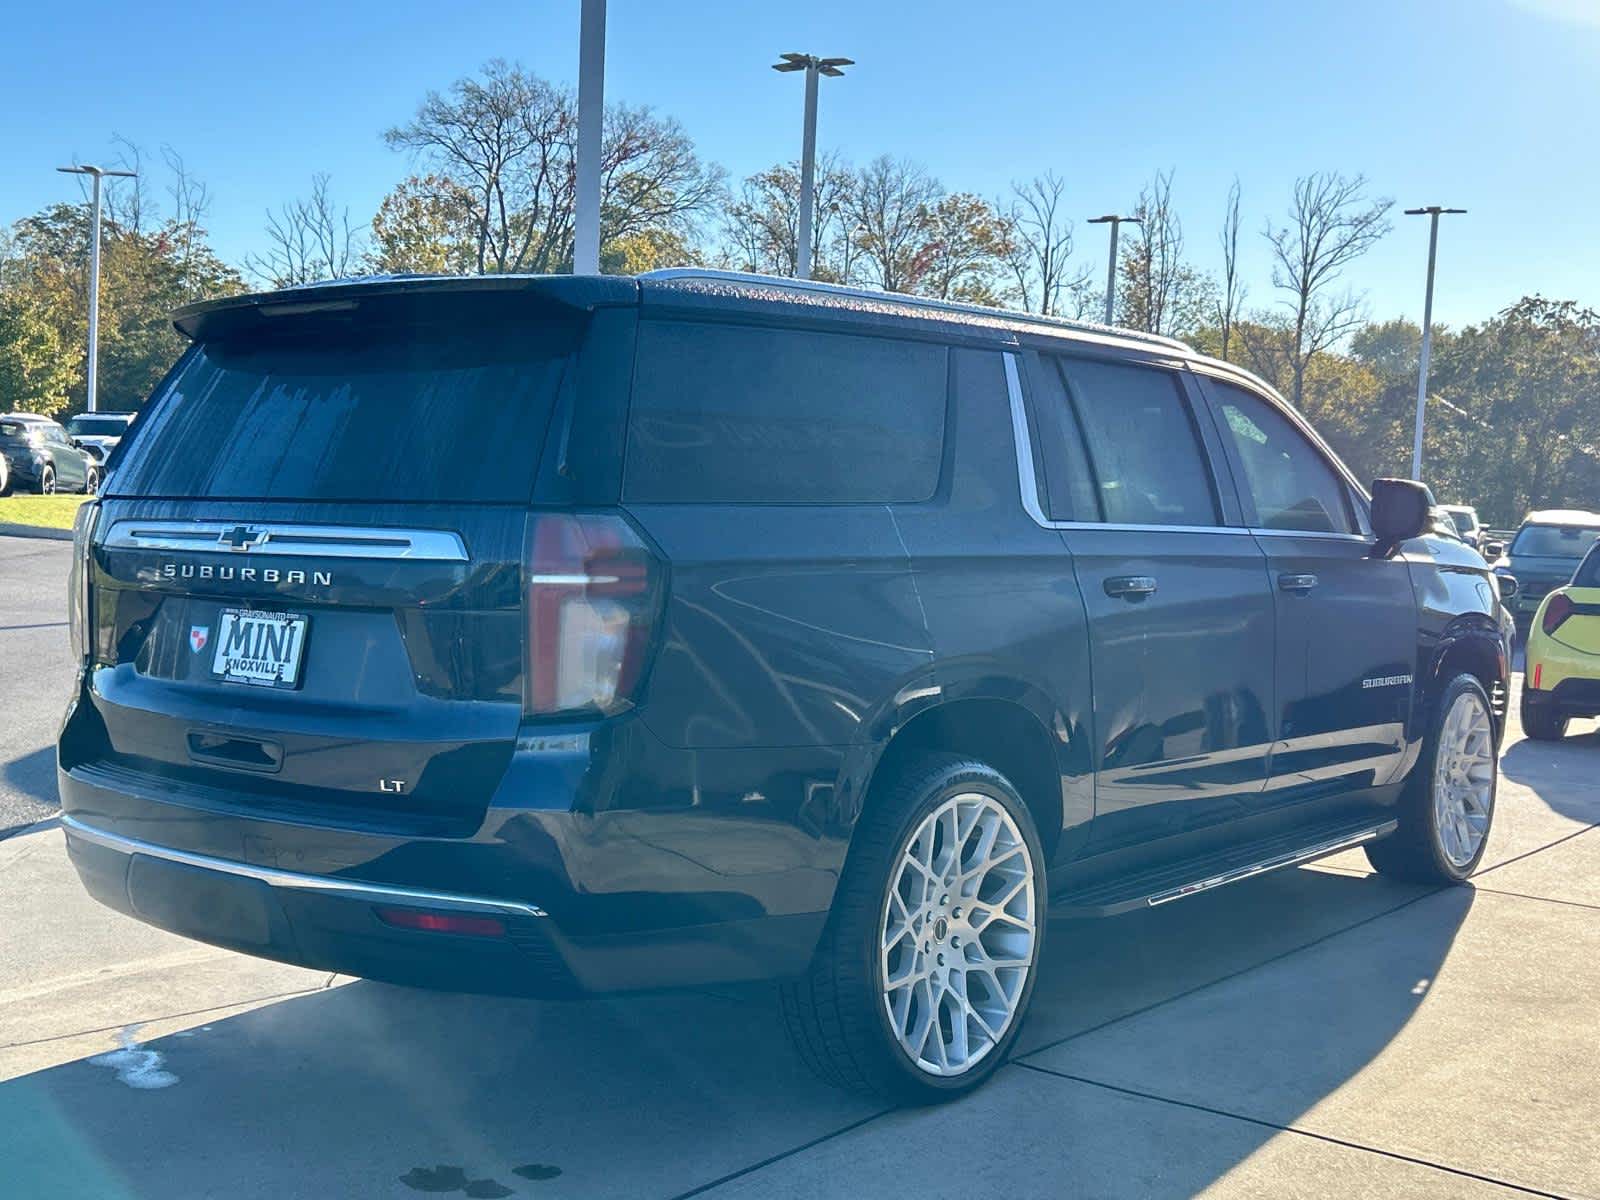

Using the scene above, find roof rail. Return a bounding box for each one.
[638,268,1192,353]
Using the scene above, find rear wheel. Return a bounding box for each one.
[1520,698,1568,742]
[1366,674,1496,883]
[0,458,9,496]
[37,465,55,495]
[779,754,1044,1103]
[83,466,101,494]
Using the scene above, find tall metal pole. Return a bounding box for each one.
[1102,220,1120,326]
[1405,206,1466,480]
[796,63,820,280]
[1088,215,1138,326]
[772,54,851,280]
[574,0,606,275]
[85,172,105,412]
[58,164,135,412]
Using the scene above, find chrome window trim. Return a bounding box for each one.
[60,814,548,918]
[1003,350,1247,538]
[102,520,468,562]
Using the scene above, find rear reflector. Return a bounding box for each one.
[375,907,507,938]
[1533,662,1543,689]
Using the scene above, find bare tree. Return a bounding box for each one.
[1004,173,1093,316]
[1266,172,1393,407]
[1118,169,1211,336]
[385,60,721,275]
[248,174,363,288]
[722,153,852,279]
[844,156,939,293]
[1215,177,1245,361]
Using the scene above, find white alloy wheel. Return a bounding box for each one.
[879,792,1037,1077]
[1432,688,1495,868]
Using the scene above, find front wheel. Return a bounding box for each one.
[779,754,1044,1103]
[1366,674,1497,883]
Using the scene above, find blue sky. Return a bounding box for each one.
[3,0,1598,328]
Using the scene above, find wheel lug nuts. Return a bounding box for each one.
[951,936,960,947]
[940,894,949,906]
[952,907,961,919]
[937,953,945,966]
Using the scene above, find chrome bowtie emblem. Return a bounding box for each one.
[218,525,270,552]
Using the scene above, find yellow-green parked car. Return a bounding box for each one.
[1522,540,1600,740]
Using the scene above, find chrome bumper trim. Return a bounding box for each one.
[59,814,548,918]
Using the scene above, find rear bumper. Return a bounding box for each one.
[61,811,826,997]
[1522,678,1600,719]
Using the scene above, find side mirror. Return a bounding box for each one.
[1482,540,1505,562]
[1370,478,1433,544]
[1495,571,1519,600]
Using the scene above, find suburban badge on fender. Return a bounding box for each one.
[1362,674,1414,689]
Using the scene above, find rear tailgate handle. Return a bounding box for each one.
[187,731,284,774]
[1104,575,1157,600]
[1278,573,1319,593]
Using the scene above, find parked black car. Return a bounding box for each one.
[59,271,1509,1102]
[0,412,100,495]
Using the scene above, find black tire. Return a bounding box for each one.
[1520,699,1568,742]
[779,753,1046,1103]
[0,459,10,496]
[1365,673,1497,884]
[83,467,101,495]
[37,465,55,495]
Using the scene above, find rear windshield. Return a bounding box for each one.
[1447,510,1475,534]
[0,420,40,443]
[111,316,576,503]
[66,415,132,437]
[1510,524,1600,560]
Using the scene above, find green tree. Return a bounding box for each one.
[0,289,79,414]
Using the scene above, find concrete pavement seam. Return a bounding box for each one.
[1472,822,1598,878]
[1013,1061,1577,1200]
[1467,885,1600,914]
[662,1108,894,1200]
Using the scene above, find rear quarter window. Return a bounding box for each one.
[623,320,948,504]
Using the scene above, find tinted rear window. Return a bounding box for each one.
[623,320,947,504]
[111,318,576,502]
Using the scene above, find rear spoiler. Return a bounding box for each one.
[171,274,641,341]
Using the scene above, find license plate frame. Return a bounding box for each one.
[210,607,309,690]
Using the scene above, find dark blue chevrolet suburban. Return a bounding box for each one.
[59,270,1508,1102]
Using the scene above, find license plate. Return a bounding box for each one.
[211,608,308,689]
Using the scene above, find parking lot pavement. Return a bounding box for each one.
[0,537,73,834]
[3,532,1597,1199]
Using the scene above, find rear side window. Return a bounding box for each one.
[623,320,947,504]
[1575,547,1600,587]
[111,318,576,503]
[1209,381,1356,534]
[1054,356,1218,527]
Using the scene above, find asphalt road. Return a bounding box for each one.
[3,532,1598,1198]
[0,536,72,835]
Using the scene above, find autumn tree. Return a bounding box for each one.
[384,59,722,274]
[722,155,854,280]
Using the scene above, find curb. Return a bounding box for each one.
[0,523,72,542]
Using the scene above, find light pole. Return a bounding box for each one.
[58,164,136,412]
[1405,206,1466,480]
[573,0,607,275]
[1087,214,1139,326]
[772,52,852,280]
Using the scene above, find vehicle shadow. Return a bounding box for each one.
[1,745,59,808]
[1499,725,1600,825]
[0,866,1469,1200]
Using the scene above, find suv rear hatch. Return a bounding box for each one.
[69,280,631,835]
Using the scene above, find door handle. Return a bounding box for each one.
[1104,575,1158,600]
[1278,573,1319,593]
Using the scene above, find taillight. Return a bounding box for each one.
[67,500,98,663]
[523,511,664,718]
[1542,592,1574,636]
